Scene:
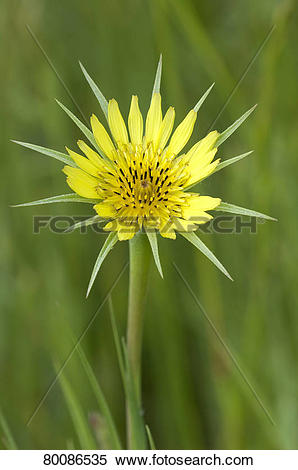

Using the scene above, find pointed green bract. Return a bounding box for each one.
[64,215,104,233]
[152,54,162,98]
[56,365,97,450]
[214,151,253,173]
[87,232,118,297]
[216,104,257,147]
[0,409,18,450]
[216,201,277,221]
[193,83,215,112]
[76,343,122,449]
[79,62,109,120]
[11,140,75,167]
[56,99,107,160]
[146,425,156,450]
[145,229,163,278]
[181,232,233,281]
[12,193,99,208]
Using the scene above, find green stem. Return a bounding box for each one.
[126,233,151,448]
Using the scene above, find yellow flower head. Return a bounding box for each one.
[63,92,221,241]
[15,57,274,293]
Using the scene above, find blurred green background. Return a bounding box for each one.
[1,0,297,450]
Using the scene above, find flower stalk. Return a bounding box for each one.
[126,233,151,448]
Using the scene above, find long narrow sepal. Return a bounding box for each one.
[216,202,277,221]
[145,229,163,278]
[214,151,253,174]
[216,104,257,147]
[11,193,99,207]
[86,232,118,297]
[64,215,104,233]
[56,100,107,160]
[181,232,233,281]
[79,62,109,120]
[151,54,162,98]
[193,83,215,112]
[11,140,75,167]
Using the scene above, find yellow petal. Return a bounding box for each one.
[117,229,137,241]
[77,140,105,169]
[66,147,99,177]
[63,166,100,199]
[175,217,199,231]
[156,106,175,151]
[182,195,220,221]
[94,202,116,218]
[187,159,220,186]
[159,218,176,239]
[167,109,197,156]
[90,114,115,159]
[145,93,162,149]
[108,99,129,145]
[128,95,143,145]
[187,131,219,160]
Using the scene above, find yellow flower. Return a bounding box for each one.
[14,57,275,293]
[63,93,221,241]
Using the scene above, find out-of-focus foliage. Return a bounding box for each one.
[1,0,297,449]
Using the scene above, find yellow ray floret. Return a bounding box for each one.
[63,94,222,240]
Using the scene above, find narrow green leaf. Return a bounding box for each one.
[11,140,75,167]
[152,54,162,97]
[145,229,163,278]
[193,83,215,112]
[109,299,147,450]
[79,62,109,120]
[56,366,97,450]
[76,343,122,449]
[146,425,156,450]
[0,409,18,449]
[214,151,253,173]
[122,339,147,450]
[11,193,99,208]
[56,99,107,160]
[108,296,126,386]
[64,215,104,233]
[181,231,233,281]
[216,104,257,147]
[86,232,118,297]
[216,201,277,221]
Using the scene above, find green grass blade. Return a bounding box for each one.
[64,215,104,233]
[79,62,109,120]
[56,366,97,450]
[152,54,162,97]
[216,201,277,221]
[122,339,147,450]
[145,425,156,450]
[11,140,75,167]
[0,409,18,449]
[193,83,214,112]
[108,297,126,385]
[181,232,233,281]
[145,229,163,278]
[214,151,253,173]
[86,232,118,297]
[108,299,147,449]
[11,193,99,208]
[216,104,257,147]
[76,343,122,449]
